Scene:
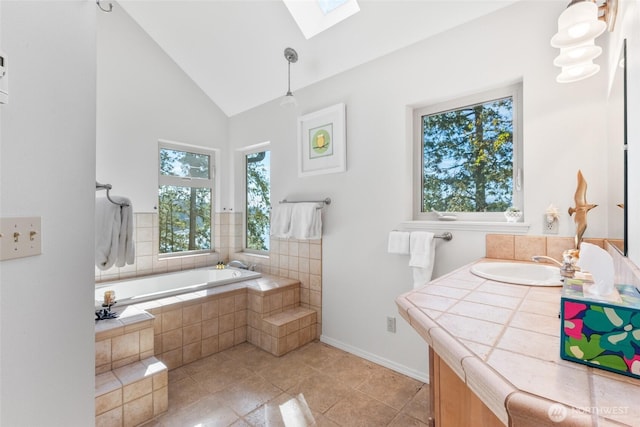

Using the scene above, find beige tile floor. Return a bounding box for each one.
[142,341,430,427]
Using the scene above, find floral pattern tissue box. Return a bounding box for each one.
[560,279,640,379]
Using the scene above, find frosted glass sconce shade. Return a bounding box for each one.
[551,1,605,48]
[550,0,617,84]
[556,62,600,83]
[554,39,602,67]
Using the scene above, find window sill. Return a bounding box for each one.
[158,250,215,261]
[234,251,270,260]
[399,220,530,234]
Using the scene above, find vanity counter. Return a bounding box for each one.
[396,259,640,426]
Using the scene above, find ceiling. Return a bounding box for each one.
[118,0,521,117]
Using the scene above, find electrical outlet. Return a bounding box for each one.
[386,316,396,333]
[543,215,559,234]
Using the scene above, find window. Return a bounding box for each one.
[245,150,271,252]
[158,142,214,255]
[414,84,523,221]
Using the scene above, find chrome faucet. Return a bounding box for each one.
[531,255,563,267]
[227,260,256,271]
[532,250,579,278]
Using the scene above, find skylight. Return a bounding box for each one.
[317,0,349,15]
[283,0,360,39]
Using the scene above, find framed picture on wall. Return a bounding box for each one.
[298,103,346,177]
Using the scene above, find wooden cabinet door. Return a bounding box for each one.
[430,347,504,427]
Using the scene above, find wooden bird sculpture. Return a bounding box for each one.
[568,170,598,249]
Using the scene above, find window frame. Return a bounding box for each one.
[157,140,215,257]
[413,83,523,222]
[240,142,271,255]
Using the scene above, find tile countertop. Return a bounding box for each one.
[396,259,640,427]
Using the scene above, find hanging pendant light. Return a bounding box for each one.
[281,47,298,108]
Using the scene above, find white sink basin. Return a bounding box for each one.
[470,262,563,286]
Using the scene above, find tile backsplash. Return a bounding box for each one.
[485,234,605,261]
[486,234,639,287]
[95,212,238,282]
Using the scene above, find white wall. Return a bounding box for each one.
[0,2,95,425]
[96,4,229,212]
[229,1,611,380]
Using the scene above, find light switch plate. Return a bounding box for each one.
[0,217,42,261]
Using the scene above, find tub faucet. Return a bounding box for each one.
[532,251,578,278]
[227,260,256,271]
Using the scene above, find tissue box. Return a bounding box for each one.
[560,279,640,379]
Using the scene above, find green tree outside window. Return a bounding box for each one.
[158,145,213,254]
[246,151,270,251]
[421,96,514,213]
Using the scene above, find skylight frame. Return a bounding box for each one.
[283,0,360,39]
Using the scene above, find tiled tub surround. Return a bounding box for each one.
[96,275,316,368]
[95,275,317,425]
[396,248,640,426]
[95,211,324,338]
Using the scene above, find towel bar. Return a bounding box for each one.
[96,181,129,207]
[393,230,453,241]
[435,232,453,241]
[279,198,331,206]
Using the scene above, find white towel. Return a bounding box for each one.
[95,196,135,270]
[409,231,435,288]
[289,203,322,240]
[387,231,410,254]
[270,204,293,238]
[113,196,135,267]
[95,196,120,270]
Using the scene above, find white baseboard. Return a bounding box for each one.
[320,335,430,383]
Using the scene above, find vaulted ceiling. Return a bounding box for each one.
[119,0,521,117]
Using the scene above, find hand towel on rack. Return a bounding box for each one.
[95,196,135,270]
[113,196,135,267]
[387,231,410,254]
[409,231,435,289]
[95,196,122,270]
[289,203,322,240]
[270,204,293,239]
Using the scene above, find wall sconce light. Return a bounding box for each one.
[551,0,618,83]
[281,47,298,107]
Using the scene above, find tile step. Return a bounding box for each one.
[95,356,168,427]
[263,307,316,327]
[261,307,317,356]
